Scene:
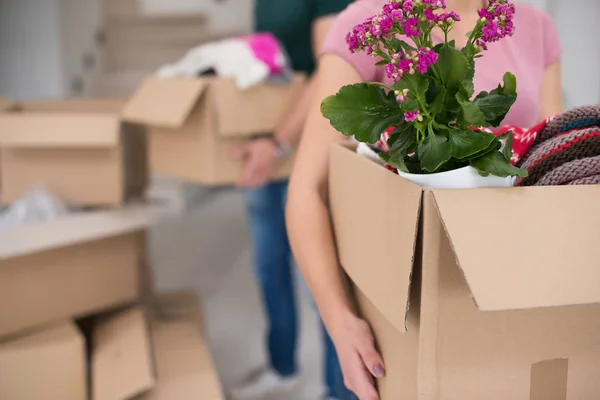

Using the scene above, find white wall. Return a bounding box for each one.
[519,0,600,108]
[0,0,66,99]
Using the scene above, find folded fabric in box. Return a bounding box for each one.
[156,32,293,90]
[507,105,600,186]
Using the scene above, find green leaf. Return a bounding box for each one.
[392,39,416,54]
[470,151,528,178]
[473,93,516,126]
[397,74,430,99]
[456,93,486,126]
[380,152,409,172]
[389,126,418,158]
[321,83,402,143]
[417,133,452,172]
[497,130,514,161]
[430,86,447,116]
[500,72,517,96]
[437,45,469,90]
[376,59,389,66]
[448,129,496,160]
[461,41,477,60]
[475,72,518,126]
[460,59,475,99]
[396,74,429,113]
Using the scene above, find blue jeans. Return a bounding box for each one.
[246,180,357,399]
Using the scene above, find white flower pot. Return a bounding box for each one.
[396,165,514,189]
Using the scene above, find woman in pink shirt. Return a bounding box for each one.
[286,1,562,399]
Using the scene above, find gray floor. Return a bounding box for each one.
[148,185,325,400]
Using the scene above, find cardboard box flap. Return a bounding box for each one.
[0,204,164,260]
[0,114,121,148]
[122,77,208,128]
[92,306,155,400]
[330,143,422,333]
[432,185,600,311]
[211,74,305,137]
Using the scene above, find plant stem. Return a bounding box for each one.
[367,81,395,91]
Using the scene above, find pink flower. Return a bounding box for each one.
[404,110,420,122]
[416,49,438,73]
[424,8,436,22]
[403,17,420,37]
[437,11,461,23]
[476,0,516,47]
[403,1,415,13]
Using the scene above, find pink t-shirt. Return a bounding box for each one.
[321,0,562,128]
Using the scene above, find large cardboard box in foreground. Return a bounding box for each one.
[122,75,305,185]
[0,205,162,338]
[329,142,600,399]
[0,321,86,400]
[0,100,148,206]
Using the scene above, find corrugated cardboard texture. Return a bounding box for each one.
[0,100,148,206]
[0,322,86,400]
[123,76,301,185]
[140,291,224,400]
[330,143,421,333]
[329,142,600,399]
[0,233,140,339]
[92,306,155,400]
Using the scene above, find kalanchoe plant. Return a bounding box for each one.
[321,0,528,178]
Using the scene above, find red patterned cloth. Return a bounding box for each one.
[491,117,554,165]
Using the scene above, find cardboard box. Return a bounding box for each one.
[92,306,155,400]
[140,291,225,400]
[329,142,600,399]
[0,321,86,400]
[0,99,148,206]
[122,75,305,185]
[0,204,162,338]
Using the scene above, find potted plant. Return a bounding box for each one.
[321,0,528,188]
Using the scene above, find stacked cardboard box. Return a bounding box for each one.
[0,99,147,206]
[0,205,225,399]
[329,142,600,399]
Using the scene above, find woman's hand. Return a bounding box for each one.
[330,313,385,400]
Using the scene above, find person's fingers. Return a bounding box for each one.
[356,324,385,379]
[344,355,379,400]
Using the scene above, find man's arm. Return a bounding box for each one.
[236,15,339,188]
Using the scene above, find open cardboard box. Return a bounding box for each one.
[122,75,305,186]
[329,142,600,399]
[0,321,87,400]
[0,99,148,206]
[0,204,163,339]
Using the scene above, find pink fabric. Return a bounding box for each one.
[239,32,285,75]
[321,0,562,129]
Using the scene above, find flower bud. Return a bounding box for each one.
[417,114,424,122]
